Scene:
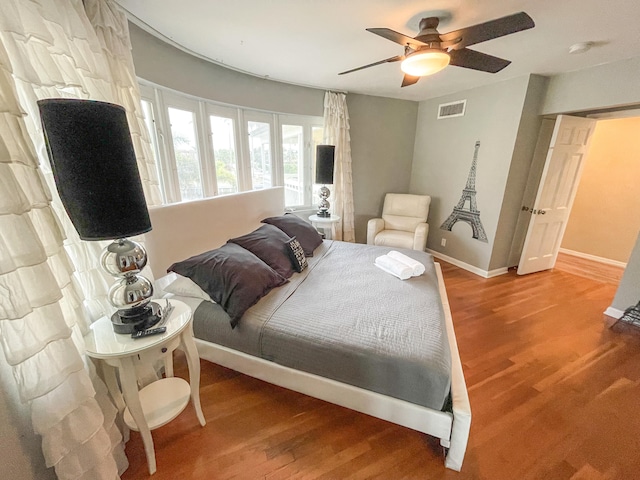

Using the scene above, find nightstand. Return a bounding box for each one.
[309,214,341,239]
[84,299,206,475]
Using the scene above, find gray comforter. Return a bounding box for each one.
[193,240,452,410]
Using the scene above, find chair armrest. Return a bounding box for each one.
[413,223,429,251]
[367,218,385,245]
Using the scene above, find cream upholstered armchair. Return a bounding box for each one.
[367,193,431,251]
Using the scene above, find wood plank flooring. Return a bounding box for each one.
[121,263,640,480]
[554,252,625,286]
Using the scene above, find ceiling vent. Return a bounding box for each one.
[437,100,466,119]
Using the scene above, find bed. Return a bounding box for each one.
[144,187,471,471]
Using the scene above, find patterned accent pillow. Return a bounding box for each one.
[286,237,308,273]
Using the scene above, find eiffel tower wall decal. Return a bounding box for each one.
[440,141,489,242]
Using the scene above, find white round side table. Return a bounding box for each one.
[84,299,206,475]
[309,214,341,239]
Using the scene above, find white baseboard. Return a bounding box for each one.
[604,306,624,319]
[559,248,627,268]
[486,267,510,278]
[427,249,508,278]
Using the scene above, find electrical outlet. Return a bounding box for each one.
[441,238,447,247]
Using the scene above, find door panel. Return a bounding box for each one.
[517,115,597,275]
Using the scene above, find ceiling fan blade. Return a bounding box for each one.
[339,55,404,75]
[448,48,511,73]
[366,28,427,49]
[401,74,420,87]
[440,12,534,50]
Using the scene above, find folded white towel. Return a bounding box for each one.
[374,255,413,280]
[388,250,425,276]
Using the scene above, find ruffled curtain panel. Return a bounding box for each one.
[323,91,355,242]
[0,0,160,478]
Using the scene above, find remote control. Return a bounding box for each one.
[131,327,167,339]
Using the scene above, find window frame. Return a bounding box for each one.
[138,84,168,204]
[162,92,212,202]
[243,110,278,191]
[206,103,244,194]
[137,79,323,209]
[278,114,325,209]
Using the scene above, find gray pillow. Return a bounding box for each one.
[168,243,287,328]
[228,224,294,278]
[262,213,323,256]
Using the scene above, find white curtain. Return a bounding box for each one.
[323,91,355,242]
[0,0,160,478]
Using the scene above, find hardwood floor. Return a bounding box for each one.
[121,263,640,480]
[554,252,625,285]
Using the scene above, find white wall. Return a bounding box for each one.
[347,94,418,244]
[489,75,548,270]
[129,24,325,116]
[542,57,640,115]
[410,75,545,273]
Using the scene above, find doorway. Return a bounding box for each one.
[511,110,640,281]
[557,113,640,282]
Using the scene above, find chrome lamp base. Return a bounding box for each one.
[317,185,331,217]
[110,301,162,334]
[101,238,156,334]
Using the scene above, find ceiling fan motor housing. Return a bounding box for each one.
[414,17,446,50]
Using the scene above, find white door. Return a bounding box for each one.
[517,115,597,275]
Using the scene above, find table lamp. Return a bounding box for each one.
[38,98,162,334]
[315,145,335,217]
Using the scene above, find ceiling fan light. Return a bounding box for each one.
[401,49,450,76]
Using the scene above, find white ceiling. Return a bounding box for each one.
[116,0,640,102]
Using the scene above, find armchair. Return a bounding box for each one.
[367,193,431,251]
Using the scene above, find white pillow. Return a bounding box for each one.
[155,272,214,303]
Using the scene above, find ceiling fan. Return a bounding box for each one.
[339,12,535,87]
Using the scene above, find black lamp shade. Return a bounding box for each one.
[38,99,151,241]
[315,145,335,185]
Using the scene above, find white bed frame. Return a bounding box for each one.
[146,187,471,471]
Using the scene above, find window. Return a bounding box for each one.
[209,115,238,195]
[280,115,325,208]
[138,80,323,208]
[282,124,304,206]
[247,121,272,189]
[140,98,166,203]
[168,107,203,202]
[245,113,274,190]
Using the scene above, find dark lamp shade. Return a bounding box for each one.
[315,145,335,185]
[38,99,151,241]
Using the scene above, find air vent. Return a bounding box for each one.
[437,100,466,119]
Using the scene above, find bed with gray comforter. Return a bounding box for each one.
[191,240,452,411]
